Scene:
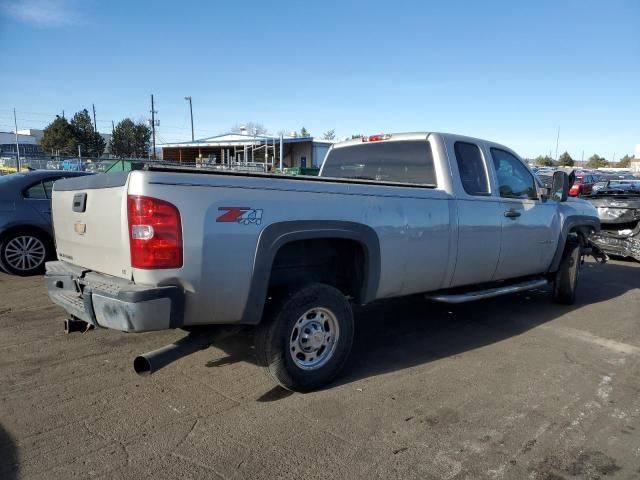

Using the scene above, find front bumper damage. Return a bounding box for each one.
[46,261,184,332]
[588,193,640,262]
[590,223,640,262]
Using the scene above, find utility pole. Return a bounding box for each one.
[92,104,98,131]
[150,94,157,160]
[581,150,584,168]
[184,96,194,142]
[112,120,115,133]
[554,126,560,160]
[279,133,284,171]
[13,108,21,171]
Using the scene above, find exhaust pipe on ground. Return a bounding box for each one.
[133,327,240,376]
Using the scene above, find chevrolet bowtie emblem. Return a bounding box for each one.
[74,223,87,235]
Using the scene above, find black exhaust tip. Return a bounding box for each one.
[133,355,152,376]
[133,327,241,377]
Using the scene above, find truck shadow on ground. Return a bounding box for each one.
[207,261,638,396]
[0,424,18,480]
[337,261,638,388]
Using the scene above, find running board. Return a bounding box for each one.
[426,278,548,304]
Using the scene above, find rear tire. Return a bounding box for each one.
[0,229,52,276]
[255,283,354,392]
[553,242,581,305]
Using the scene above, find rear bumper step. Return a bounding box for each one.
[46,261,184,332]
[426,278,548,304]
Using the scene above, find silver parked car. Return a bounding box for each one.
[0,171,91,275]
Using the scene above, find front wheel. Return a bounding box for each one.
[553,242,581,305]
[255,283,354,392]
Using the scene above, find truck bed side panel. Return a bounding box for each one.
[128,172,452,326]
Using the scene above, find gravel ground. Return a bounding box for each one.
[1,259,639,479]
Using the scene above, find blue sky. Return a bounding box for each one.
[0,0,638,160]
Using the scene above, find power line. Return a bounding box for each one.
[14,108,21,171]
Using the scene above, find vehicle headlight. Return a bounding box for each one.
[597,207,640,221]
[598,207,626,219]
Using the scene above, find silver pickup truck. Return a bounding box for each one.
[46,132,602,391]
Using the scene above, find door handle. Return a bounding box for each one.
[504,209,521,219]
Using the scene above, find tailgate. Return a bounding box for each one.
[52,173,131,279]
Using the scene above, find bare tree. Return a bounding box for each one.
[322,129,336,140]
[230,122,268,135]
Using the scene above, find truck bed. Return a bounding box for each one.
[144,163,437,189]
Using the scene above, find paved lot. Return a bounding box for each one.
[1,259,639,479]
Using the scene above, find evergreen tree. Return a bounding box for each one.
[70,109,105,157]
[41,116,77,156]
[111,119,137,158]
[133,122,151,158]
[618,154,632,168]
[111,119,151,158]
[558,151,574,167]
[586,154,608,168]
[535,155,554,167]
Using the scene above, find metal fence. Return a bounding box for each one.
[0,156,315,176]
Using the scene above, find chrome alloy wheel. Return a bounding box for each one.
[289,307,340,370]
[4,235,46,272]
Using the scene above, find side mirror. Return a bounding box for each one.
[551,171,570,202]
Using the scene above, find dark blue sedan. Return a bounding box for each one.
[0,171,91,275]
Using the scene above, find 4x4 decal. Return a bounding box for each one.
[217,207,263,225]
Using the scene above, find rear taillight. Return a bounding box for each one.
[128,195,183,269]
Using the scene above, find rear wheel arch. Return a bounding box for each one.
[241,221,381,325]
[0,224,53,245]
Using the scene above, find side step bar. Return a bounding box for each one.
[426,278,548,304]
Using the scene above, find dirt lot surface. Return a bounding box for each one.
[1,259,639,479]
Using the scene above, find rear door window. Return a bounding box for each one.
[454,142,490,195]
[321,140,436,185]
[23,181,47,199]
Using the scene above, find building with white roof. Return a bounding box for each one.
[0,131,44,158]
[160,130,334,171]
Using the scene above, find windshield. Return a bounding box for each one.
[321,140,436,186]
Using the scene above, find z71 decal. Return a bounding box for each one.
[217,207,263,226]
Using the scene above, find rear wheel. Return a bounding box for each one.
[255,283,354,392]
[0,229,51,276]
[553,242,581,305]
